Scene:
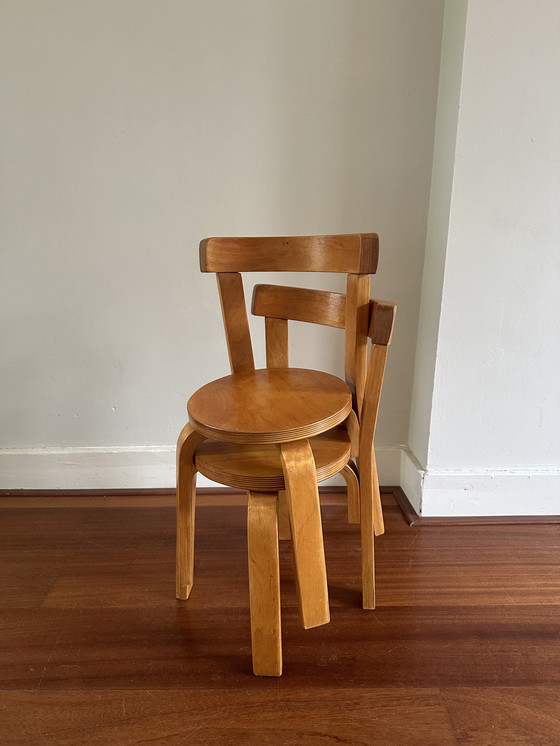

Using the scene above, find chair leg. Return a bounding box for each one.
[341,463,360,524]
[356,457,384,537]
[247,491,282,676]
[345,410,360,458]
[371,449,385,537]
[176,423,204,600]
[277,489,292,540]
[359,450,376,609]
[279,439,330,630]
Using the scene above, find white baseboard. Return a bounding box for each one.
[399,448,424,513]
[0,446,178,491]
[4,446,555,518]
[400,448,560,517]
[421,471,560,516]
[0,444,403,491]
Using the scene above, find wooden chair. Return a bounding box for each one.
[176,234,395,675]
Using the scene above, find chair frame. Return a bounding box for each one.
[251,287,396,607]
[176,234,395,675]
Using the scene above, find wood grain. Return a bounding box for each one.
[216,272,255,373]
[194,426,350,491]
[0,689,460,746]
[3,602,558,688]
[247,492,282,676]
[279,440,330,630]
[344,273,370,416]
[195,234,393,666]
[441,687,560,746]
[361,344,390,538]
[264,316,288,368]
[345,408,360,458]
[356,301,397,558]
[358,345,389,607]
[369,299,397,345]
[277,489,291,540]
[341,463,360,524]
[0,488,378,508]
[175,423,204,600]
[1,496,559,743]
[253,284,347,328]
[188,368,352,444]
[200,233,379,274]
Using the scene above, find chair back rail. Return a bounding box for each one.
[200,233,378,273]
[252,284,347,328]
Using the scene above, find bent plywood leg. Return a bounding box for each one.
[342,463,360,524]
[371,448,385,537]
[345,410,360,458]
[356,449,385,536]
[359,449,376,609]
[277,489,292,540]
[176,423,205,600]
[279,440,330,630]
[247,491,282,676]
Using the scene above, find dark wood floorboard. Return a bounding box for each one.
[0,689,460,746]
[0,493,559,745]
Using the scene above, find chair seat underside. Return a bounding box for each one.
[195,426,351,491]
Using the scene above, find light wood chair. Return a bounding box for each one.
[176,234,395,675]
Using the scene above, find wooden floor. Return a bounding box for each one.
[1,491,559,745]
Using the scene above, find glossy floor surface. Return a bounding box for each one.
[1,491,559,745]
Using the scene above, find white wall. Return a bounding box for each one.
[0,0,444,488]
[404,0,560,515]
[407,0,468,471]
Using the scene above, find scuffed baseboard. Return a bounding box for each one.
[400,447,560,518]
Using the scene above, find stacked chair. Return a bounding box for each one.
[176,234,396,675]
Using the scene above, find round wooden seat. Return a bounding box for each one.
[188,368,352,444]
[195,426,351,491]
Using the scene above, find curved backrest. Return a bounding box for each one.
[252,285,347,329]
[200,234,378,416]
[252,286,396,342]
[200,234,379,273]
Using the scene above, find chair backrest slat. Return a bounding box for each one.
[252,284,347,329]
[201,234,378,274]
[264,317,289,368]
[216,273,254,373]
